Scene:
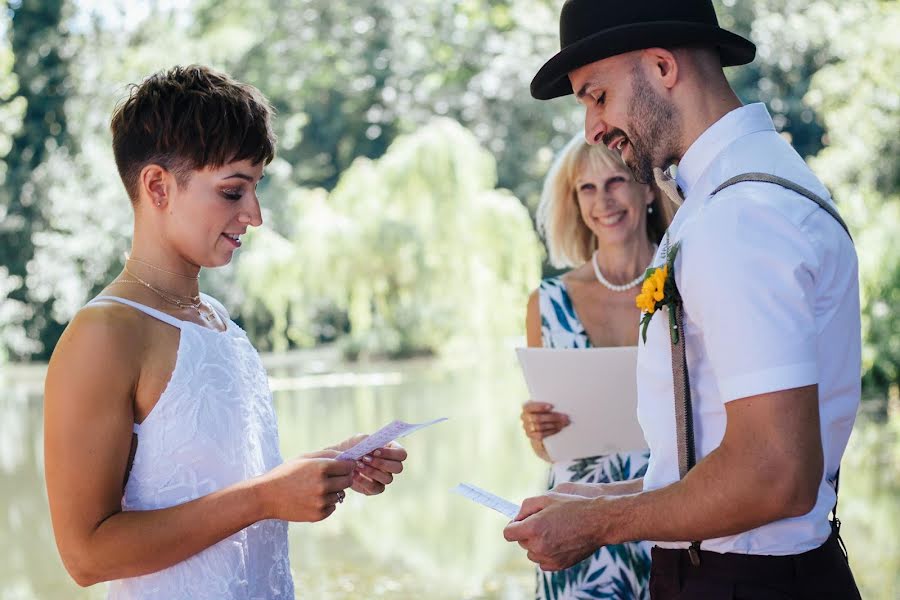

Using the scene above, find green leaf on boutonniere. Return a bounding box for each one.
[664,241,682,345]
[640,311,654,344]
[664,241,682,305]
[667,240,681,267]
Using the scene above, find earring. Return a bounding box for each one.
[156,201,161,207]
[648,204,654,215]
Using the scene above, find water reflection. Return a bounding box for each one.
[272,353,548,599]
[1,351,545,599]
[2,353,897,599]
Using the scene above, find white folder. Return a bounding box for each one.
[515,347,647,462]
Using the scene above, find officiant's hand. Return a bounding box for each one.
[328,435,408,496]
[521,401,570,461]
[553,479,643,498]
[521,401,570,441]
[552,482,604,497]
[503,492,609,572]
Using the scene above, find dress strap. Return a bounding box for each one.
[87,296,184,330]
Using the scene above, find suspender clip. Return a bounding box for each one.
[688,541,702,567]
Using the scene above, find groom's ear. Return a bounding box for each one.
[641,47,679,91]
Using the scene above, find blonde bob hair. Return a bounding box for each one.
[536,135,674,268]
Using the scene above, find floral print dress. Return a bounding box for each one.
[536,277,651,600]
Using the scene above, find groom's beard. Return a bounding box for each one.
[627,64,681,185]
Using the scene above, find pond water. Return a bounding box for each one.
[1,348,897,599]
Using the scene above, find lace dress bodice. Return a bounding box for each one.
[87,295,294,600]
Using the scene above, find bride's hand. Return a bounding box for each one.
[325,435,408,496]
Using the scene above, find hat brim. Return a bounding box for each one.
[531,21,756,100]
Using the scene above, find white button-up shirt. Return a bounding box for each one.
[636,103,861,555]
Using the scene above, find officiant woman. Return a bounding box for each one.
[519,136,673,598]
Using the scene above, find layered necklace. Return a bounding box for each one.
[591,245,657,293]
[117,257,216,323]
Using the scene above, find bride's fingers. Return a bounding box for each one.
[372,444,407,462]
[360,455,404,474]
[352,471,386,495]
[355,461,394,485]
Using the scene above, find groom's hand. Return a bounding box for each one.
[503,492,604,571]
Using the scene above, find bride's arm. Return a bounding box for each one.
[44,307,353,587]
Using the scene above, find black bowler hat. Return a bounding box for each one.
[531,0,756,100]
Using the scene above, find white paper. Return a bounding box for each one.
[451,483,520,519]
[336,417,448,460]
[516,347,647,461]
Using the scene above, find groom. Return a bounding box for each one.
[503,1,862,598]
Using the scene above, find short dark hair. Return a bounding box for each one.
[110,65,276,202]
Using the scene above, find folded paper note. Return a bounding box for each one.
[451,483,520,519]
[336,417,448,460]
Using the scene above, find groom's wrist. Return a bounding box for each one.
[589,494,636,547]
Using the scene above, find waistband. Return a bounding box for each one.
[650,529,844,583]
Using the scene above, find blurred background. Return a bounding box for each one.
[1,0,897,598]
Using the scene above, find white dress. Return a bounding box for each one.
[87,295,294,600]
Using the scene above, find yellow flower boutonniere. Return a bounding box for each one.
[636,241,682,344]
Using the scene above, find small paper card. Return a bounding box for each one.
[336,417,448,460]
[451,483,520,519]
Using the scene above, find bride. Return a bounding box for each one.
[43,64,407,599]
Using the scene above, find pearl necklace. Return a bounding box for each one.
[591,247,656,293]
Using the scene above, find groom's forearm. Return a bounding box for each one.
[599,388,822,545]
[600,448,783,545]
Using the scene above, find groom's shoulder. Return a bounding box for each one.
[698,138,838,241]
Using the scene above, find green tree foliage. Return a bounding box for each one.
[1,0,75,358]
[715,0,831,159]
[192,0,578,214]
[804,0,900,391]
[237,119,542,357]
[0,0,896,396]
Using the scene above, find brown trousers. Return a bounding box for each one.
[649,530,861,599]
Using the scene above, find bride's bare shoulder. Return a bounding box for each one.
[47,299,148,380]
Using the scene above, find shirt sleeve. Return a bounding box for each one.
[678,193,821,403]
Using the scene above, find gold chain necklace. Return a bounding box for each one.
[118,267,216,323]
[126,256,200,280]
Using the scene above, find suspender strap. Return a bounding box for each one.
[711,173,852,241]
[671,303,696,479]
[669,302,702,566]
[673,173,853,566]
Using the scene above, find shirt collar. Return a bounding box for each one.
[675,103,776,197]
